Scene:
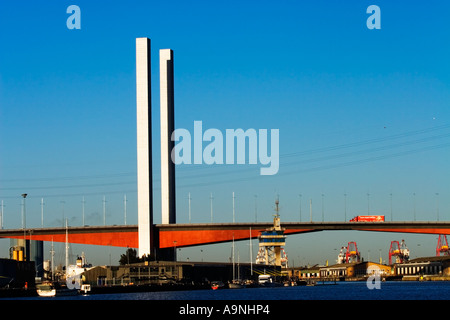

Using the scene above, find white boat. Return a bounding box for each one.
[36,282,78,297]
[36,283,56,297]
[258,275,283,287]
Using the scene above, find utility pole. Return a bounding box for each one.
[103,196,107,226]
[124,194,128,225]
[344,193,347,222]
[299,194,302,222]
[0,200,3,229]
[390,193,393,221]
[60,200,66,227]
[436,193,439,221]
[321,193,324,222]
[41,198,45,228]
[232,192,235,223]
[82,196,85,226]
[254,195,257,222]
[210,193,213,223]
[188,192,191,223]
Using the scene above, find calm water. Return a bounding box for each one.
[7,281,450,300]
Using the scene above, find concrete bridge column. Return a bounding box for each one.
[158,48,176,261]
[136,37,153,258]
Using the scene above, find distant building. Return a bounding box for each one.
[299,266,320,278]
[318,257,450,280]
[320,262,391,279]
[81,261,277,287]
[394,256,450,277]
[354,261,391,277]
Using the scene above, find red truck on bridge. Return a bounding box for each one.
[349,215,385,222]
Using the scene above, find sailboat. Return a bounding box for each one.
[37,220,79,297]
[228,235,244,289]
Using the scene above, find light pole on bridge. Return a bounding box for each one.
[21,193,27,229]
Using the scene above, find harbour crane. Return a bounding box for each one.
[436,235,449,256]
[389,240,409,264]
[345,241,360,263]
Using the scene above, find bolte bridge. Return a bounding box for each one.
[1,220,449,249]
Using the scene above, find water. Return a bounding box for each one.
[2,282,447,318]
[6,281,450,300]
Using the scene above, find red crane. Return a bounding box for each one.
[436,235,449,256]
[389,241,400,265]
[345,241,360,263]
[389,240,409,264]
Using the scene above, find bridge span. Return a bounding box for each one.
[1,221,449,249]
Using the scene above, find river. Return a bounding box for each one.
[2,282,447,318]
[4,281,450,300]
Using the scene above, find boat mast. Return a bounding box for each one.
[51,238,54,281]
[249,227,253,276]
[232,233,235,280]
[65,219,69,276]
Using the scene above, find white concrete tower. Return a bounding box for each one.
[160,49,176,225]
[136,37,153,257]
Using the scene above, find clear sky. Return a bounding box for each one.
[0,1,449,266]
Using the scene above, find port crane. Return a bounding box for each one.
[336,242,361,264]
[388,240,410,264]
[436,235,449,256]
[345,242,360,263]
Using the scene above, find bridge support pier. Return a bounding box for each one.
[158,49,176,261]
[160,48,176,227]
[136,37,153,258]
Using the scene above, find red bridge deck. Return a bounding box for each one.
[1,221,449,249]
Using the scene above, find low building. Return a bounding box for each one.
[320,261,391,279]
[320,263,354,279]
[82,261,185,286]
[394,256,450,277]
[81,261,278,287]
[285,265,320,279]
[354,261,391,277]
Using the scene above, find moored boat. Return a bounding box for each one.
[258,275,283,287]
[211,281,225,290]
[228,280,245,289]
[36,282,78,297]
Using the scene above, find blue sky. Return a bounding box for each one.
[1,1,449,266]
